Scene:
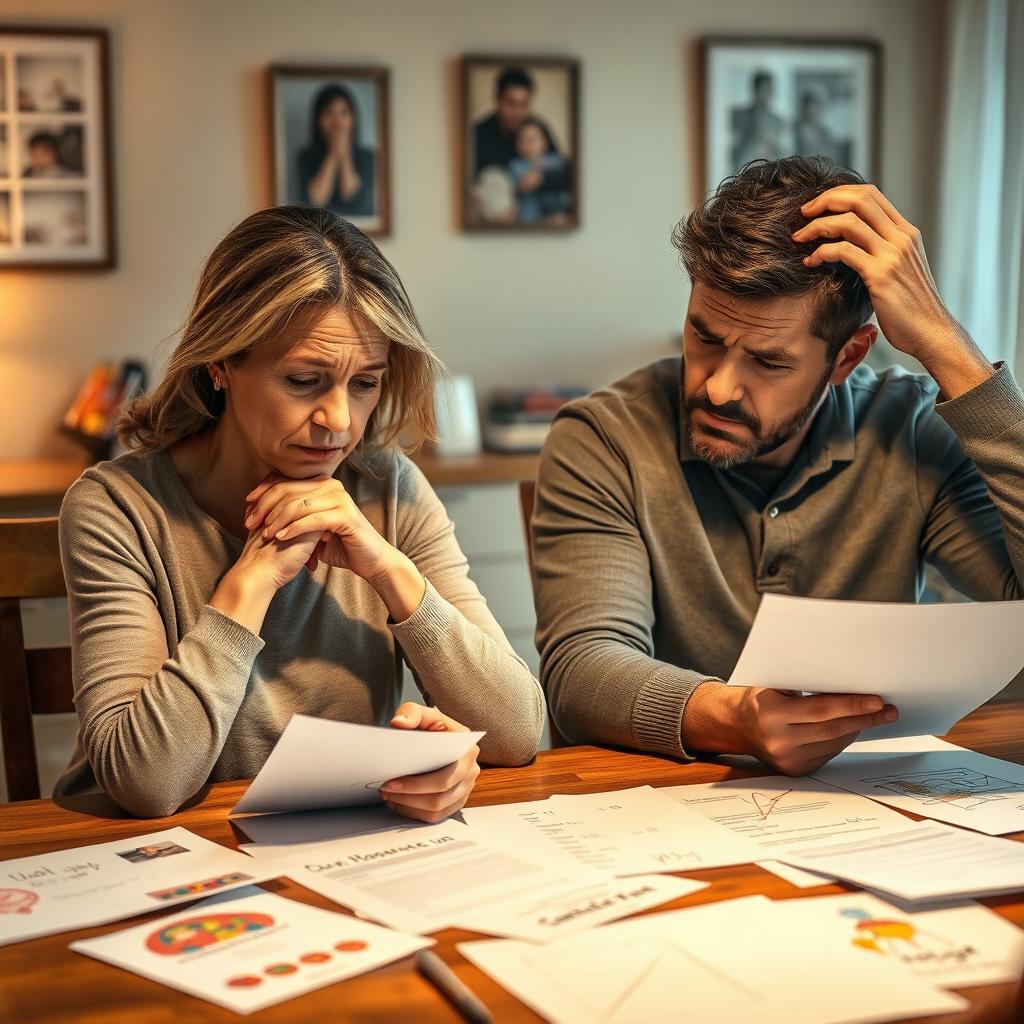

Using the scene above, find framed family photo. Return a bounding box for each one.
[0,26,115,269]
[270,64,391,237]
[702,37,881,191]
[461,55,580,232]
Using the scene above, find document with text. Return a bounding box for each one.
[461,786,761,877]
[240,821,703,942]
[781,821,1024,902]
[0,827,274,947]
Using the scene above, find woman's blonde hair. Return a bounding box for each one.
[119,205,442,470]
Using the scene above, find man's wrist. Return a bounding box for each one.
[682,680,742,754]
[914,321,995,401]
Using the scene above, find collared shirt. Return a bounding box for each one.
[532,357,1024,759]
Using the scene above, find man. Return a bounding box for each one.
[472,67,568,201]
[730,71,785,169]
[532,156,1024,775]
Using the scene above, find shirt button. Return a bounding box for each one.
[768,506,780,519]
[766,562,780,576]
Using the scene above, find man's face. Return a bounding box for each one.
[682,284,834,468]
[496,85,531,134]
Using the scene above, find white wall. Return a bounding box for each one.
[0,0,942,459]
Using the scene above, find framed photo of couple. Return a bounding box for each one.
[702,37,881,191]
[461,55,580,232]
[0,26,115,268]
[270,64,391,237]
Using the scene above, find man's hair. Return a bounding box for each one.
[672,156,874,359]
[496,67,534,98]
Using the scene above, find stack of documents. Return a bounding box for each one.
[458,894,993,1023]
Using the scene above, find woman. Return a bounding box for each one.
[297,84,375,217]
[54,205,545,819]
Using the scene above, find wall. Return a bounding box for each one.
[0,0,943,459]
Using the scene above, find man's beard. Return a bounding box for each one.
[684,364,833,470]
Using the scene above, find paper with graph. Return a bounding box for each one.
[728,594,1024,739]
[814,743,1024,835]
[658,775,912,887]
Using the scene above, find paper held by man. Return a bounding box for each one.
[729,594,1024,739]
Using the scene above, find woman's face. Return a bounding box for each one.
[218,307,388,478]
[318,97,354,141]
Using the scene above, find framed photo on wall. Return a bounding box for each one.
[270,64,391,237]
[461,55,580,231]
[702,38,880,192]
[0,26,115,269]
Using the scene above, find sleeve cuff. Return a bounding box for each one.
[387,579,451,655]
[632,666,714,760]
[196,604,265,665]
[936,362,1024,441]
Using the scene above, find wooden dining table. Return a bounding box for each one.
[2,701,1023,1023]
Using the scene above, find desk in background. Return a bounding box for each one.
[1,701,1022,1023]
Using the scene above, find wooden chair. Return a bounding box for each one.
[517,479,570,749]
[0,517,75,802]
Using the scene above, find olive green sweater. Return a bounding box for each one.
[532,359,1024,758]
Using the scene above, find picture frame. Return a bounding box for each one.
[461,54,580,232]
[702,37,881,192]
[0,25,115,269]
[269,64,391,237]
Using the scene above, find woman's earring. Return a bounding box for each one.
[213,375,222,391]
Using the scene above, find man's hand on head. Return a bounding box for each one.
[792,184,994,400]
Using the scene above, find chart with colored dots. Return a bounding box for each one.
[70,887,431,1014]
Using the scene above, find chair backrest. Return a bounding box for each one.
[0,517,75,802]
[516,479,570,749]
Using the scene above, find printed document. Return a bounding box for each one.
[240,821,703,942]
[71,886,430,1015]
[461,786,760,876]
[231,715,484,816]
[782,821,1024,902]
[0,827,273,947]
[814,743,1024,836]
[767,892,1024,990]
[728,594,1024,738]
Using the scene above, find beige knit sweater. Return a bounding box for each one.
[54,447,544,817]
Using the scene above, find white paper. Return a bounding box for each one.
[235,804,418,847]
[728,594,1024,739]
[231,715,485,815]
[660,775,912,851]
[461,786,761,877]
[755,859,834,889]
[814,744,1024,836]
[71,886,430,1015]
[0,828,275,947]
[458,895,966,1024]
[767,892,1024,990]
[782,821,1024,902]
[240,821,704,942]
